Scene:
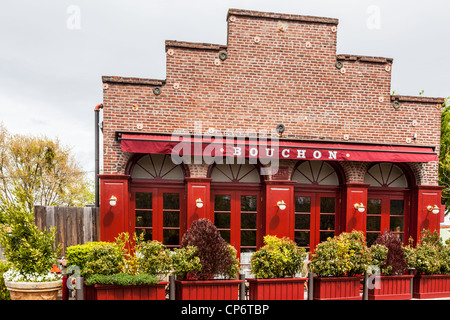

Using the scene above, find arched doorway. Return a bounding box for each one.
[292,160,343,251]
[209,163,262,255]
[127,154,188,248]
[364,163,412,246]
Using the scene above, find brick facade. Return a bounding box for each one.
[101,9,443,186]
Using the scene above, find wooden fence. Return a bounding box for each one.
[34,206,100,256]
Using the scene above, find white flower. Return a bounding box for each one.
[2,268,62,282]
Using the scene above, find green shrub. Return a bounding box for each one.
[66,242,111,277]
[0,203,59,276]
[83,242,123,277]
[250,235,306,279]
[85,273,158,286]
[0,261,11,300]
[136,240,173,276]
[171,245,202,280]
[310,231,371,277]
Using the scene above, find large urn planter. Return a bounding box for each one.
[368,275,413,300]
[313,276,362,300]
[247,278,307,300]
[175,279,241,300]
[413,274,450,299]
[85,281,169,300]
[5,280,62,300]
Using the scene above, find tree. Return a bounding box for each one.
[0,124,94,214]
[439,97,450,213]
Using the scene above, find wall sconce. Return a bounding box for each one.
[196,198,204,209]
[277,200,287,211]
[427,205,440,215]
[109,196,117,207]
[354,203,365,213]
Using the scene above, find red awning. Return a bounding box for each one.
[118,133,438,163]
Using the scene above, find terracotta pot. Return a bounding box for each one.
[5,280,62,300]
[247,278,307,300]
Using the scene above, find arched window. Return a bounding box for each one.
[364,163,411,246]
[292,161,342,251]
[129,154,187,248]
[209,163,261,255]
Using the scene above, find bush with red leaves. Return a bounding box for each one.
[373,230,408,275]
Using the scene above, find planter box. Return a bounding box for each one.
[313,276,361,300]
[413,274,450,299]
[85,281,168,300]
[175,279,242,300]
[247,278,307,300]
[368,275,413,300]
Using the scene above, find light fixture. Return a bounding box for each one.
[277,200,287,211]
[354,203,365,213]
[427,205,440,215]
[196,198,204,209]
[109,195,117,207]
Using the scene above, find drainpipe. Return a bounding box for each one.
[94,103,103,207]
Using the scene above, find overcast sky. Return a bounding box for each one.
[0,0,449,182]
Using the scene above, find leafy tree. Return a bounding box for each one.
[440,97,450,213]
[0,123,94,215]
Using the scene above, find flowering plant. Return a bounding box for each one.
[3,268,61,282]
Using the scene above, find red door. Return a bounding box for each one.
[132,187,186,249]
[366,194,409,246]
[294,192,338,251]
[212,190,260,256]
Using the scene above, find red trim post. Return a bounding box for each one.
[186,177,212,228]
[343,183,370,233]
[411,185,443,243]
[264,180,295,240]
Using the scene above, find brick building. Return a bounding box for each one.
[98,9,444,254]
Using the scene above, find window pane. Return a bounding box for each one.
[390,200,404,216]
[241,212,256,229]
[367,216,381,231]
[136,193,152,209]
[320,231,335,243]
[367,233,379,246]
[163,229,179,246]
[367,199,381,215]
[215,195,231,211]
[295,197,311,213]
[390,216,404,232]
[241,230,256,247]
[295,214,310,230]
[163,211,179,228]
[320,215,335,231]
[136,211,152,227]
[219,230,230,243]
[320,197,335,213]
[163,193,180,210]
[215,212,230,229]
[295,231,310,249]
[241,195,257,211]
[136,228,152,241]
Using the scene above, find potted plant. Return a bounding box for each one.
[82,233,169,300]
[247,235,307,300]
[172,218,241,300]
[405,230,450,299]
[368,230,413,300]
[309,230,371,300]
[0,204,62,300]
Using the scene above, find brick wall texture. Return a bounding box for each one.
[101,9,444,185]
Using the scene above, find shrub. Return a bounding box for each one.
[371,230,407,275]
[136,240,173,276]
[84,273,158,286]
[171,245,202,280]
[369,244,388,274]
[310,231,371,277]
[83,242,123,277]
[0,203,60,277]
[250,235,306,279]
[180,218,240,280]
[66,242,111,277]
[0,261,10,300]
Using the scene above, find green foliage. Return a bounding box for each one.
[310,231,371,277]
[171,245,202,280]
[439,97,450,211]
[83,242,123,277]
[84,273,158,286]
[370,244,389,274]
[66,241,112,277]
[136,239,173,276]
[0,261,11,300]
[250,235,306,279]
[0,203,59,275]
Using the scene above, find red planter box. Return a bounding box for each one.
[413,274,450,299]
[368,275,413,300]
[175,279,242,300]
[85,282,168,300]
[247,278,307,300]
[313,276,362,300]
